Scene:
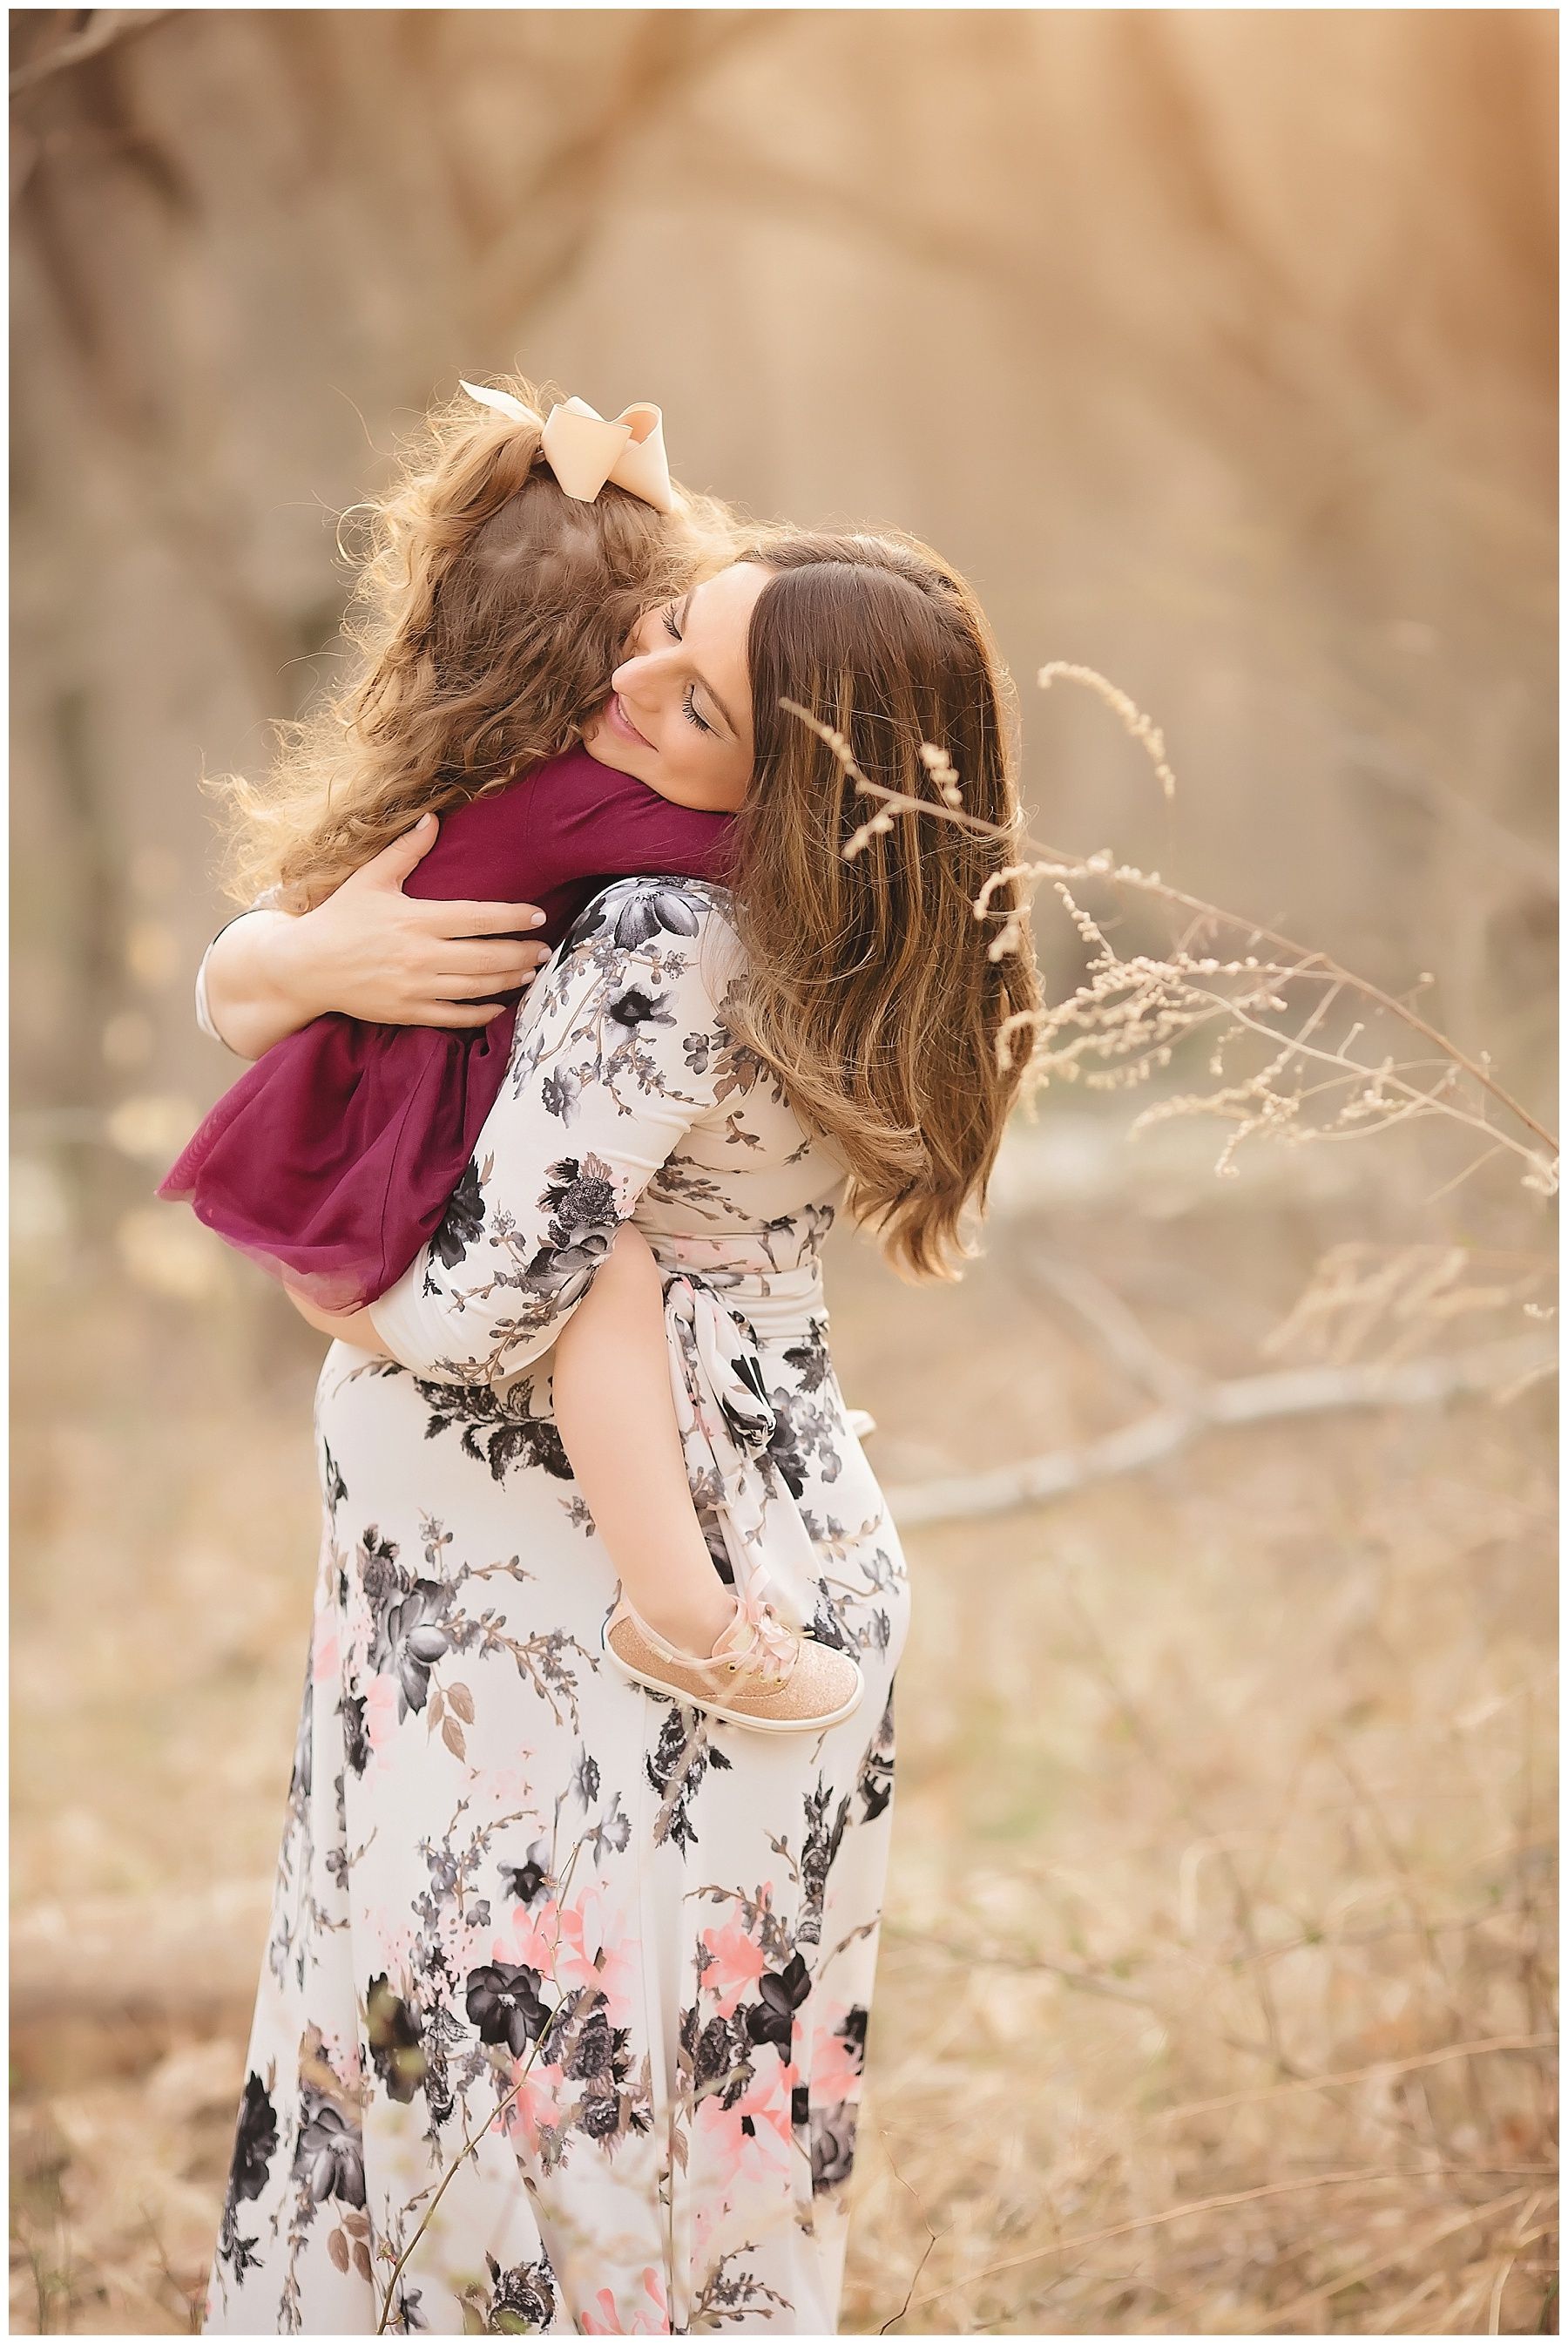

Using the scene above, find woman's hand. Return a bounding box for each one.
[202,814,555,1058]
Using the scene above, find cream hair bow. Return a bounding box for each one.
[458,380,678,515]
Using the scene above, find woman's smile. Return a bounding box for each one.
[602,690,652,749]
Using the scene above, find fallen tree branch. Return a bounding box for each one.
[883,1332,1557,1526]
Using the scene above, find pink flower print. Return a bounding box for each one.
[364,1672,400,1758]
[499,2054,564,2158]
[809,2003,862,2104]
[700,1917,767,2020]
[579,2265,669,2333]
[496,1897,564,1975]
[481,1765,537,1812]
[694,2059,798,2195]
[557,1880,637,2012]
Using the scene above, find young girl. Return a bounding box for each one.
[160,375,864,1735]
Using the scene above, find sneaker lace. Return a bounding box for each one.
[726,1600,801,1688]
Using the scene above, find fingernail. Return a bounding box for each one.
[528,911,547,928]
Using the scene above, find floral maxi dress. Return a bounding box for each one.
[199,877,909,2336]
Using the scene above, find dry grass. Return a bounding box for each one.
[10,1093,1556,2333]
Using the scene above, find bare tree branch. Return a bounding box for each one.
[10,9,172,100]
[883,1331,1556,1527]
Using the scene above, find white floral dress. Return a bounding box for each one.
[199,877,909,2336]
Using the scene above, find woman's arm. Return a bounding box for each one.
[199,815,553,1059]
[365,877,738,1385]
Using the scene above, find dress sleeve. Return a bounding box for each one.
[367,877,742,1385]
[193,889,284,1052]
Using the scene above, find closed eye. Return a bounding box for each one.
[663,604,716,734]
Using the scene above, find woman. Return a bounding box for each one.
[198,532,1040,2335]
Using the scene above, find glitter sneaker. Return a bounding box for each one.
[601,1591,864,1733]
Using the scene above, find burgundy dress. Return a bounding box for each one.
[159,749,735,1309]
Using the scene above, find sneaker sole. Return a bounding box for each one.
[598,1618,866,1733]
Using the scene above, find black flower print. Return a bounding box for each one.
[382,1579,453,1716]
[761,1393,811,1501]
[216,2069,279,2283]
[798,1778,851,1945]
[565,2002,614,2081]
[811,2103,858,2189]
[745,1951,812,2055]
[839,2005,869,2073]
[720,1345,774,1447]
[465,1960,555,2056]
[321,1439,348,1514]
[858,1691,897,1822]
[539,1062,582,1122]
[606,982,674,1034]
[414,1372,572,1486]
[499,1838,551,1909]
[367,1973,428,2104]
[571,878,701,951]
[808,1584,858,1656]
[683,1030,713,1074]
[227,2070,280,2205]
[539,1154,618,1240]
[483,2251,557,2333]
[432,1158,486,1270]
[579,2090,621,2140]
[386,2279,429,2334]
[501,1152,623,1319]
[358,1525,402,1614]
[692,2012,751,2108]
[340,1684,370,1778]
[645,1704,733,1853]
[781,1324,832,1396]
[581,1787,632,1864]
[292,2090,367,2207]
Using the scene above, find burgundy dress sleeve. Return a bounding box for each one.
[157,749,735,1311]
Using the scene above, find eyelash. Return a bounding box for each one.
[662,606,715,735]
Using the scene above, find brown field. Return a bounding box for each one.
[11,1090,1556,2333]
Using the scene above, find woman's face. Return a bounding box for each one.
[580,559,771,813]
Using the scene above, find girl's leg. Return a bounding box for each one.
[550,1223,739,1656]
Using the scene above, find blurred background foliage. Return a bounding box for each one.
[10,8,1557,2334]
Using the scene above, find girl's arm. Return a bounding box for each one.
[199,816,552,1059]
[549,1223,739,1655]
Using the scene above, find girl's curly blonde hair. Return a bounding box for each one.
[210,374,739,910]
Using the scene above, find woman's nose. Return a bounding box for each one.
[612,647,665,700]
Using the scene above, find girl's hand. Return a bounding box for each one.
[202,814,555,1057]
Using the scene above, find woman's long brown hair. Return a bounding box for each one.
[724,531,1044,1281]
[211,373,736,910]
